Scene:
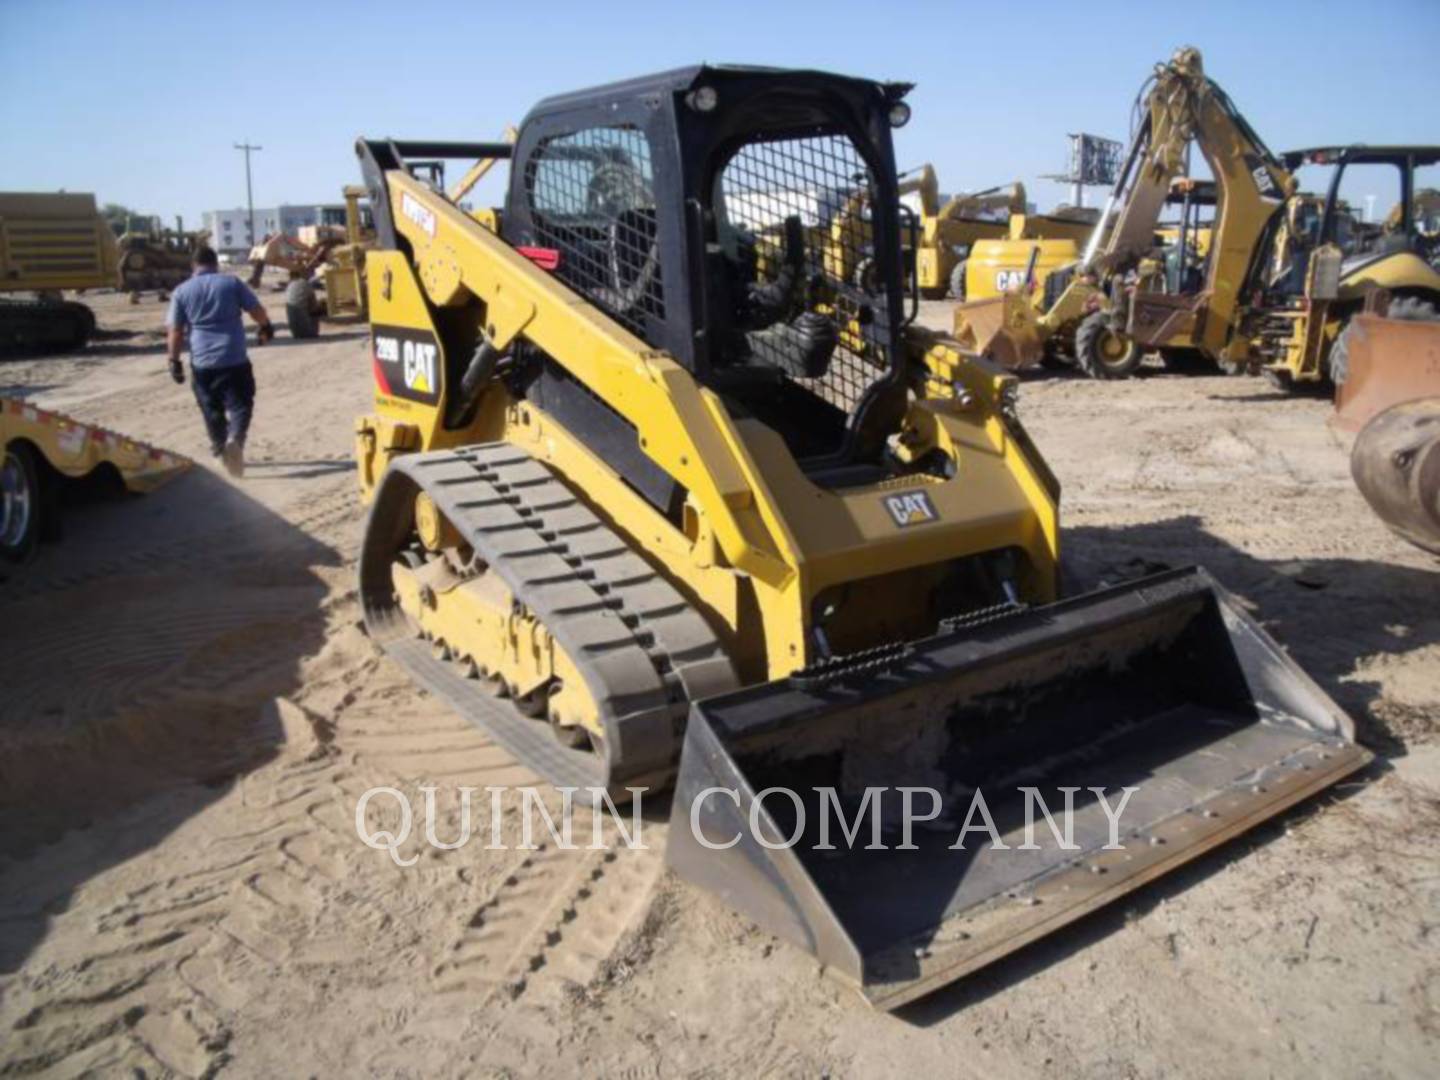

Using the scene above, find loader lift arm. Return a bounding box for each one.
[356,138,796,590]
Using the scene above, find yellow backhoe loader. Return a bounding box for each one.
[954,48,1440,382]
[351,66,1369,1008]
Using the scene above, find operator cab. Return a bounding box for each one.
[500,65,915,470]
[1282,145,1440,272]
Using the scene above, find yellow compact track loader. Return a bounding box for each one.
[352,66,1369,1008]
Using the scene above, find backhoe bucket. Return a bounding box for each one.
[666,567,1370,1010]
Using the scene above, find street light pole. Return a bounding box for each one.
[234,141,263,246]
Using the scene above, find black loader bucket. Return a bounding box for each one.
[666,568,1371,1010]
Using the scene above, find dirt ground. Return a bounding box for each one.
[1,288,1436,1078]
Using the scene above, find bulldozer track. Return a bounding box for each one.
[360,443,738,796]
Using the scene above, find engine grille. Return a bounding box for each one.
[717,132,892,417]
[524,125,664,339]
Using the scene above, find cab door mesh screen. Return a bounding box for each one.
[525,126,663,339]
[716,133,891,417]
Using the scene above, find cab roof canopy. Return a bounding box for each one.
[521,63,913,122]
[1282,145,1440,168]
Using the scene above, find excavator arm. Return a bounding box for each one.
[952,47,1296,370]
[1076,48,1294,357]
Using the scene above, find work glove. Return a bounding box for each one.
[169,359,185,385]
[256,323,276,345]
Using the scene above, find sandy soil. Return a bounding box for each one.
[1,290,1436,1078]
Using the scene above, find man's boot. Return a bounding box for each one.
[222,439,245,479]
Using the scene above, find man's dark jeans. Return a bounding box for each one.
[191,362,255,457]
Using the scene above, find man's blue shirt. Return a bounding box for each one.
[165,270,259,370]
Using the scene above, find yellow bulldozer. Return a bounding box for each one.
[954,48,1440,382]
[115,218,208,301]
[350,66,1369,1008]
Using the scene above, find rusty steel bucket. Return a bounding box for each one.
[1333,313,1440,432]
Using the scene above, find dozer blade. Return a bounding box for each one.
[666,567,1370,1010]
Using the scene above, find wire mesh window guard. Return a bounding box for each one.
[716,132,891,417]
[526,126,663,337]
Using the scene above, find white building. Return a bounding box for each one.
[203,203,347,257]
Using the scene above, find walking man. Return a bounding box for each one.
[165,246,274,477]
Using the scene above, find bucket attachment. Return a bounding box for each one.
[1333,313,1440,432]
[951,294,1045,371]
[666,567,1370,1010]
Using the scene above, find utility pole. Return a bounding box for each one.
[234,141,263,246]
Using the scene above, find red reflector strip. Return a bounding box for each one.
[517,246,561,271]
[372,354,393,396]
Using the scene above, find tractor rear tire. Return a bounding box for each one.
[1075,311,1142,379]
[1329,297,1439,386]
[949,259,968,300]
[286,279,320,340]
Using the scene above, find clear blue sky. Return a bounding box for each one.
[2,0,1437,228]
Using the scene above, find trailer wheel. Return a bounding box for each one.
[1329,297,1439,386]
[1075,312,1142,379]
[949,259,968,300]
[286,279,320,339]
[1,443,43,562]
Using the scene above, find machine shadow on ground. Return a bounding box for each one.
[892,513,1435,1025]
[0,468,338,973]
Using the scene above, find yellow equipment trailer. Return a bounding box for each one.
[0,192,119,356]
[351,66,1369,1008]
[1,396,189,561]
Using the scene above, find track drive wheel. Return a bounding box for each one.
[1075,312,1142,379]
